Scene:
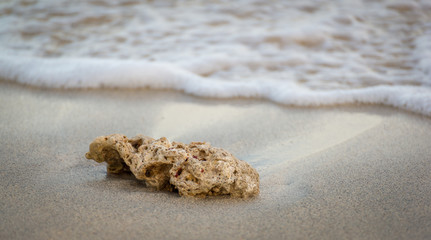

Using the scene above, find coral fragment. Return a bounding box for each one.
[85,134,259,198]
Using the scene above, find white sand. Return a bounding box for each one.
[1,82,430,239]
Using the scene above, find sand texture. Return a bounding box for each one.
[1,82,431,239]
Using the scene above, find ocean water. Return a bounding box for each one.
[1,0,430,116]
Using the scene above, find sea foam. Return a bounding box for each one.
[0,0,430,116]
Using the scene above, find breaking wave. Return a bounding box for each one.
[0,0,430,116]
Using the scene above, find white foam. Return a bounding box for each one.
[1,56,430,116]
[0,0,430,116]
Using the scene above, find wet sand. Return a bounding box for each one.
[1,82,430,239]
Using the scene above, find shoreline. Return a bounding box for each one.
[1,80,429,120]
[1,82,430,239]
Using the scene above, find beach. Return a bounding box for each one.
[1,1,431,238]
[1,81,430,239]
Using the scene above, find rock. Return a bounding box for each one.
[85,134,259,198]
[169,142,260,198]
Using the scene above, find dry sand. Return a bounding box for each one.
[1,82,430,239]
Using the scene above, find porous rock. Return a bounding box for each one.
[85,134,259,198]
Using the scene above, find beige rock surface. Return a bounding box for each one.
[85,134,259,197]
[170,142,260,198]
